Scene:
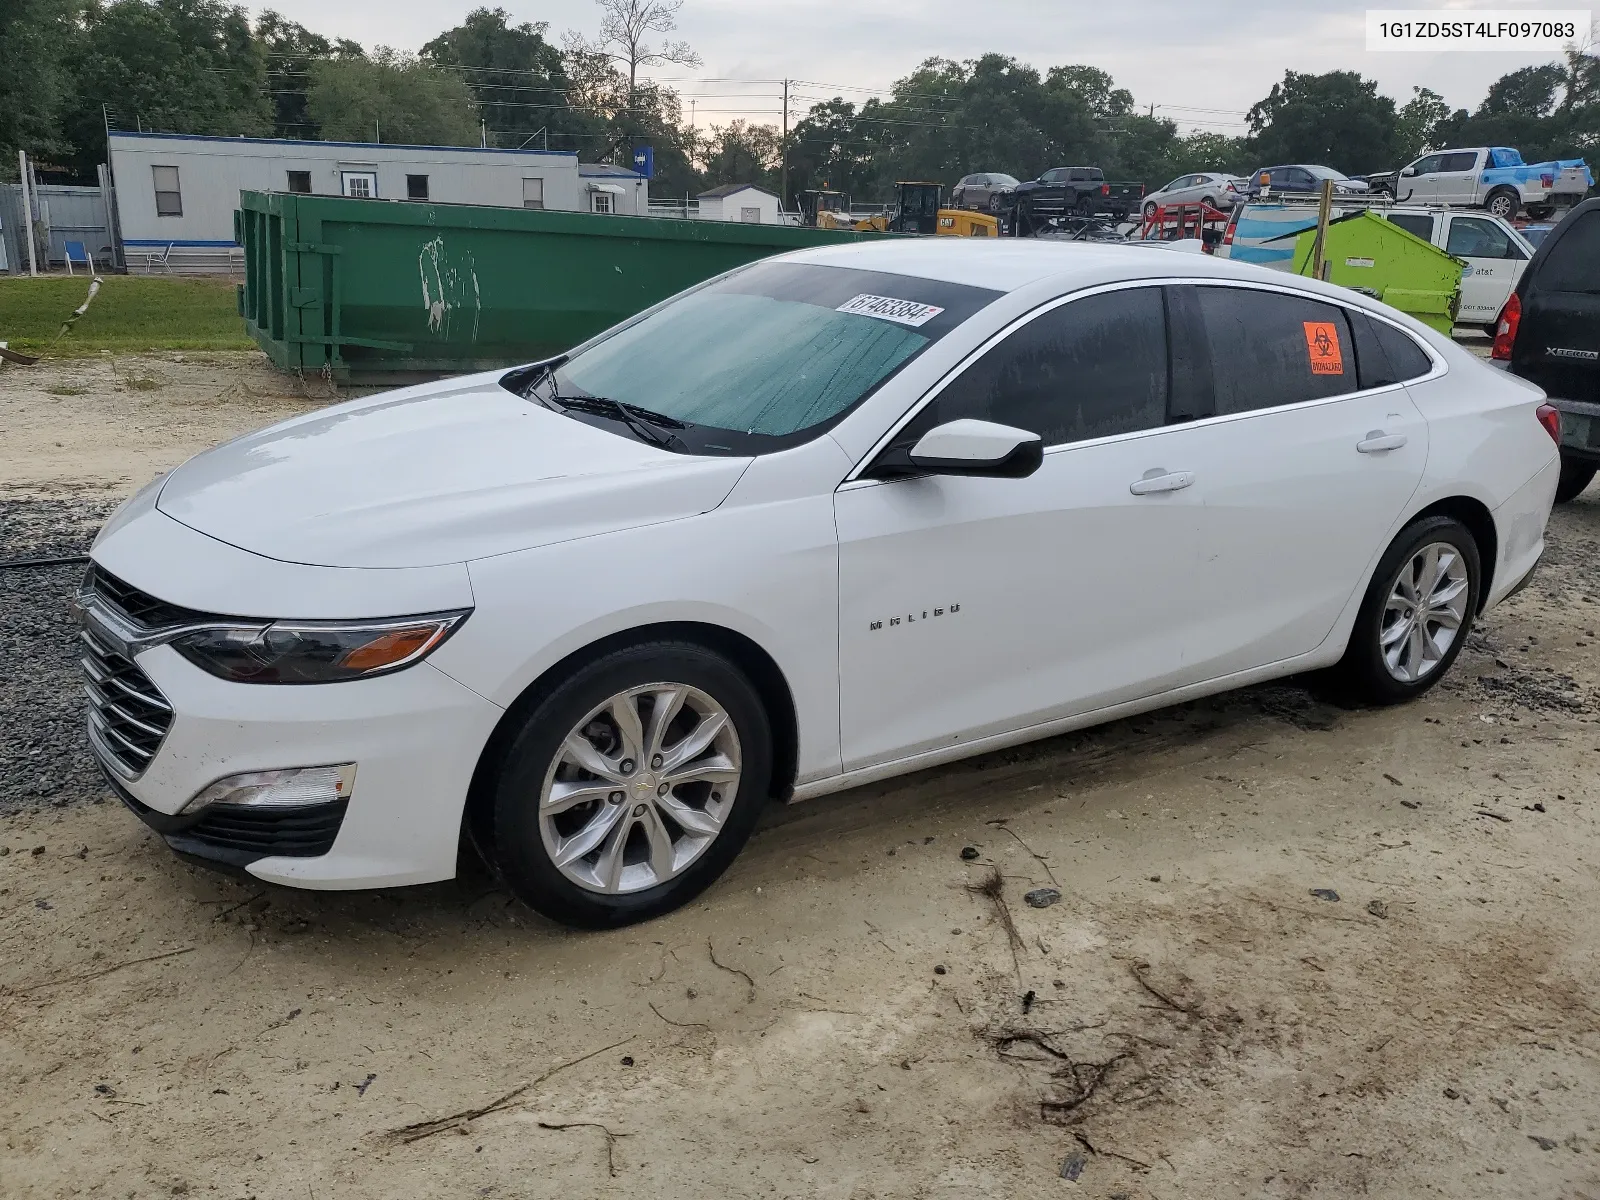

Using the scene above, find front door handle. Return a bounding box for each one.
[1129,469,1196,496]
[1357,430,1408,454]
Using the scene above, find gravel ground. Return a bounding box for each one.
[0,495,120,812]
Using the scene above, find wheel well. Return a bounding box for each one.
[462,622,801,852]
[1410,496,1497,611]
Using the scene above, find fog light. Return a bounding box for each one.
[181,764,356,814]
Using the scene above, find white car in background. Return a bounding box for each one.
[80,241,1559,928]
[1142,171,1245,218]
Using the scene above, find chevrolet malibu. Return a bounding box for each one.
[80,241,1560,928]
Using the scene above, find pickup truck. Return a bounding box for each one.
[1385,146,1592,219]
[1494,197,1600,503]
[1004,167,1144,225]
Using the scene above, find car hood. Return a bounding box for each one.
[156,374,752,569]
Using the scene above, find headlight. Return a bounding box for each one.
[172,611,469,684]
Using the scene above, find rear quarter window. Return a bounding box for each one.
[1534,210,1600,294]
[1347,310,1433,387]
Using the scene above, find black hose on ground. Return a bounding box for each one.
[0,554,90,571]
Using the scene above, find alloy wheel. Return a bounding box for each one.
[1379,542,1470,683]
[538,683,742,894]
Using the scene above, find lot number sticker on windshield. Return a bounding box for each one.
[1302,321,1345,375]
[837,294,946,327]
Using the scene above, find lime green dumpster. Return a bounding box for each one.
[236,191,878,382]
[1289,211,1462,336]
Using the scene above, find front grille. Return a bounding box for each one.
[82,627,173,778]
[84,564,213,628]
[182,800,348,858]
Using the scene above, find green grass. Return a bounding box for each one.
[0,274,254,356]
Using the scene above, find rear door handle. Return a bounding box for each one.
[1357,430,1408,454]
[1129,469,1196,495]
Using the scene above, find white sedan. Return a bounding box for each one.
[80,241,1560,927]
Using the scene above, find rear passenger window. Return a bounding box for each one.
[910,287,1169,447]
[1536,210,1600,294]
[1195,287,1358,413]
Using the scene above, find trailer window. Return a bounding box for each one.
[152,166,182,217]
[286,171,311,194]
[406,174,429,201]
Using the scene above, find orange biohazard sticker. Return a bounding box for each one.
[1302,321,1344,375]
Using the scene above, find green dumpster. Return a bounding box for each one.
[235,192,879,382]
[1288,211,1463,336]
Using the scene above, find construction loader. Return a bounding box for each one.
[817,182,999,236]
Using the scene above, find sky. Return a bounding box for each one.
[250,0,1596,133]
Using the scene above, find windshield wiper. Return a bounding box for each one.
[511,355,569,412]
[551,394,687,450]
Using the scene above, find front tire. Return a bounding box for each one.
[1333,515,1481,705]
[1556,458,1596,504]
[1143,200,1159,220]
[485,641,772,928]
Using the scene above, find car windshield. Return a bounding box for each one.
[525,262,1002,455]
[1306,166,1350,181]
[992,174,1020,187]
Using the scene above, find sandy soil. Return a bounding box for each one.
[3,354,1600,1199]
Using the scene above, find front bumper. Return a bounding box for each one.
[93,645,505,890]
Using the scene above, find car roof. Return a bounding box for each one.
[776,237,1338,294]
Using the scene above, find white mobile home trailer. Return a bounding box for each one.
[108,132,647,273]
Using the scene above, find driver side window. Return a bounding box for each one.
[894,287,1170,451]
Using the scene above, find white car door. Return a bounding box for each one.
[1170,284,1430,675]
[1431,150,1484,205]
[1443,214,1530,325]
[834,284,1211,772]
[1398,154,1442,202]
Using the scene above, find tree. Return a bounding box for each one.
[1395,85,1449,159]
[786,98,873,203]
[563,0,700,112]
[0,0,82,173]
[63,0,274,174]
[423,8,601,152]
[698,119,780,189]
[306,50,479,146]
[256,11,362,140]
[1245,70,1402,173]
[1480,64,1566,117]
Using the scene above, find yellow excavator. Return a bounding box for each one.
[816,182,998,237]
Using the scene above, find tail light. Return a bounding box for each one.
[1226,181,1237,192]
[1491,291,1521,360]
[1541,173,1554,188]
[1221,211,1239,247]
[1537,403,1561,444]
[1101,183,1110,196]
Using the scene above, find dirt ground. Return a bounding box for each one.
[3,352,1600,1200]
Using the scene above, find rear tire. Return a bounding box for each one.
[1332,515,1481,706]
[1484,188,1519,220]
[484,641,772,929]
[1555,458,1596,504]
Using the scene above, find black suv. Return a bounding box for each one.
[1494,197,1600,503]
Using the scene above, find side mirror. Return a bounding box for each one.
[1401,166,1417,177]
[906,419,1043,478]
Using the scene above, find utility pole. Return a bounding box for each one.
[780,79,790,211]
[18,151,38,277]
[481,119,487,148]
